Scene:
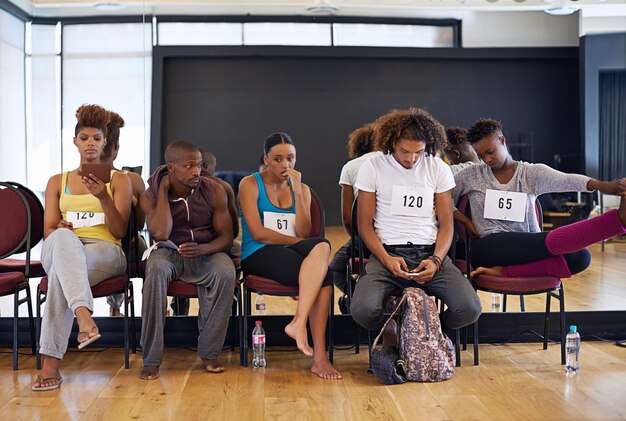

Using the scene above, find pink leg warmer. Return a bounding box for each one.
[545,209,626,256]
[502,255,572,279]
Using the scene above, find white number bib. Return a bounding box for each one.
[66,211,105,228]
[390,185,434,217]
[483,189,527,222]
[263,211,296,237]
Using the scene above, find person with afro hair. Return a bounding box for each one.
[34,104,133,391]
[100,109,147,317]
[350,108,481,340]
[329,124,380,311]
[452,117,626,280]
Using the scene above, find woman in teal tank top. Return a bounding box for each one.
[239,132,342,380]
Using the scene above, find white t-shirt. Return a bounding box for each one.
[355,153,455,245]
[338,151,381,195]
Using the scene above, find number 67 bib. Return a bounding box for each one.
[263,211,297,237]
[66,211,106,228]
[483,189,527,222]
[390,186,434,217]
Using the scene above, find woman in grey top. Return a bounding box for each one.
[452,118,626,279]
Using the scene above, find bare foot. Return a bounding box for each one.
[202,358,225,373]
[284,322,313,357]
[110,307,123,317]
[140,365,160,380]
[310,359,342,380]
[470,266,503,278]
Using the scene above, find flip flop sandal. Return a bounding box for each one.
[77,327,102,350]
[32,375,63,391]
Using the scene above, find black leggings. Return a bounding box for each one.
[470,232,591,276]
[242,237,333,287]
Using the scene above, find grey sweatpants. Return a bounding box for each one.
[351,255,482,331]
[39,228,127,359]
[140,248,236,366]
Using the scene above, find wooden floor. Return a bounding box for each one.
[4,229,626,419]
[3,341,626,420]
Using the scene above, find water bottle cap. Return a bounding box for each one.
[255,320,262,326]
[569,325,577,332]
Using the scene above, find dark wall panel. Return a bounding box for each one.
[159,50,579,225]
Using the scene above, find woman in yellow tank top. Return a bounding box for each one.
[33,104,133,391]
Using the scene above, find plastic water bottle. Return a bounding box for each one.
[565,325,581,373]
[491,293,501,312]
[255,294,266,315]
[252,320,266,368]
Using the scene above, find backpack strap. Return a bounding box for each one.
[420,289,431,341]
[372,292,409,349]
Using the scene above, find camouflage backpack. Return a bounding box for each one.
[398,288,455,382]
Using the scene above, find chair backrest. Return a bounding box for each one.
[309,187,325,238]
[5,181,44,254]
[0,182,32,261]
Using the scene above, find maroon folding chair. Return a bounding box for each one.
[36,206,139,369]
[0,182,46,278]
[241,188,334,366]
[459,197,566,365]
[0,182,38,369]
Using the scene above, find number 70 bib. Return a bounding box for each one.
[389,186,434,217]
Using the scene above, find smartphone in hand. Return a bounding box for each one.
[78,162,112,183]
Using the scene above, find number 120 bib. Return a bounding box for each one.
[390,186,434,217]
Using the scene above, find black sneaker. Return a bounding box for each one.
[338,295,350,315]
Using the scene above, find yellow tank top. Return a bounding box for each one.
[59,171,121,246]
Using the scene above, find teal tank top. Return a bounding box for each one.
[241,172,296,260]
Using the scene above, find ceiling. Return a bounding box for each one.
[8,0,626,18]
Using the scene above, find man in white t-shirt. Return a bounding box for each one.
[351,108,481,332]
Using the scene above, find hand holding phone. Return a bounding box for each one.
[78,162,112,184]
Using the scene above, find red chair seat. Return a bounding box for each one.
[38,274,129,297]
[245,274,299,295]
[474,274,561,294]
[0,272,27,295]
[168,279,198,297]
[0,258,46,278]
[348,257,369,274]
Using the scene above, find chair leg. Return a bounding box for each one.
[26,287,36,356]
[13,289,19,370]
[124,285,130,369]
[543,292,552,350]
[559,286,566,365]
[243,285,250,367]
[230,296,237,353]
[502,294,508,312]
[455,328,461,367]
[520,294,526,312]
[36,288,44,370]
[473,321,479,366]
[238,282,244,366]
[367,329,375,373]
[328,286,334,364]
[129,283,137,353]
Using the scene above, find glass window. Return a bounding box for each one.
[333,23,455,48]
[243,22,331,46]
[158,22,243,46]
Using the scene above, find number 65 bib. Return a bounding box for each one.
[390,185,434,217]
[263,211,296,237]
[483,189,527,222]
[66,211,105,228]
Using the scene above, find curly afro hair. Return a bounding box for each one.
[466,118,502,144]
[443,126,467,153]
[74,104,110,137]
[347,124,376,159]
[101,110,125,162]
[374,108,446,156]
